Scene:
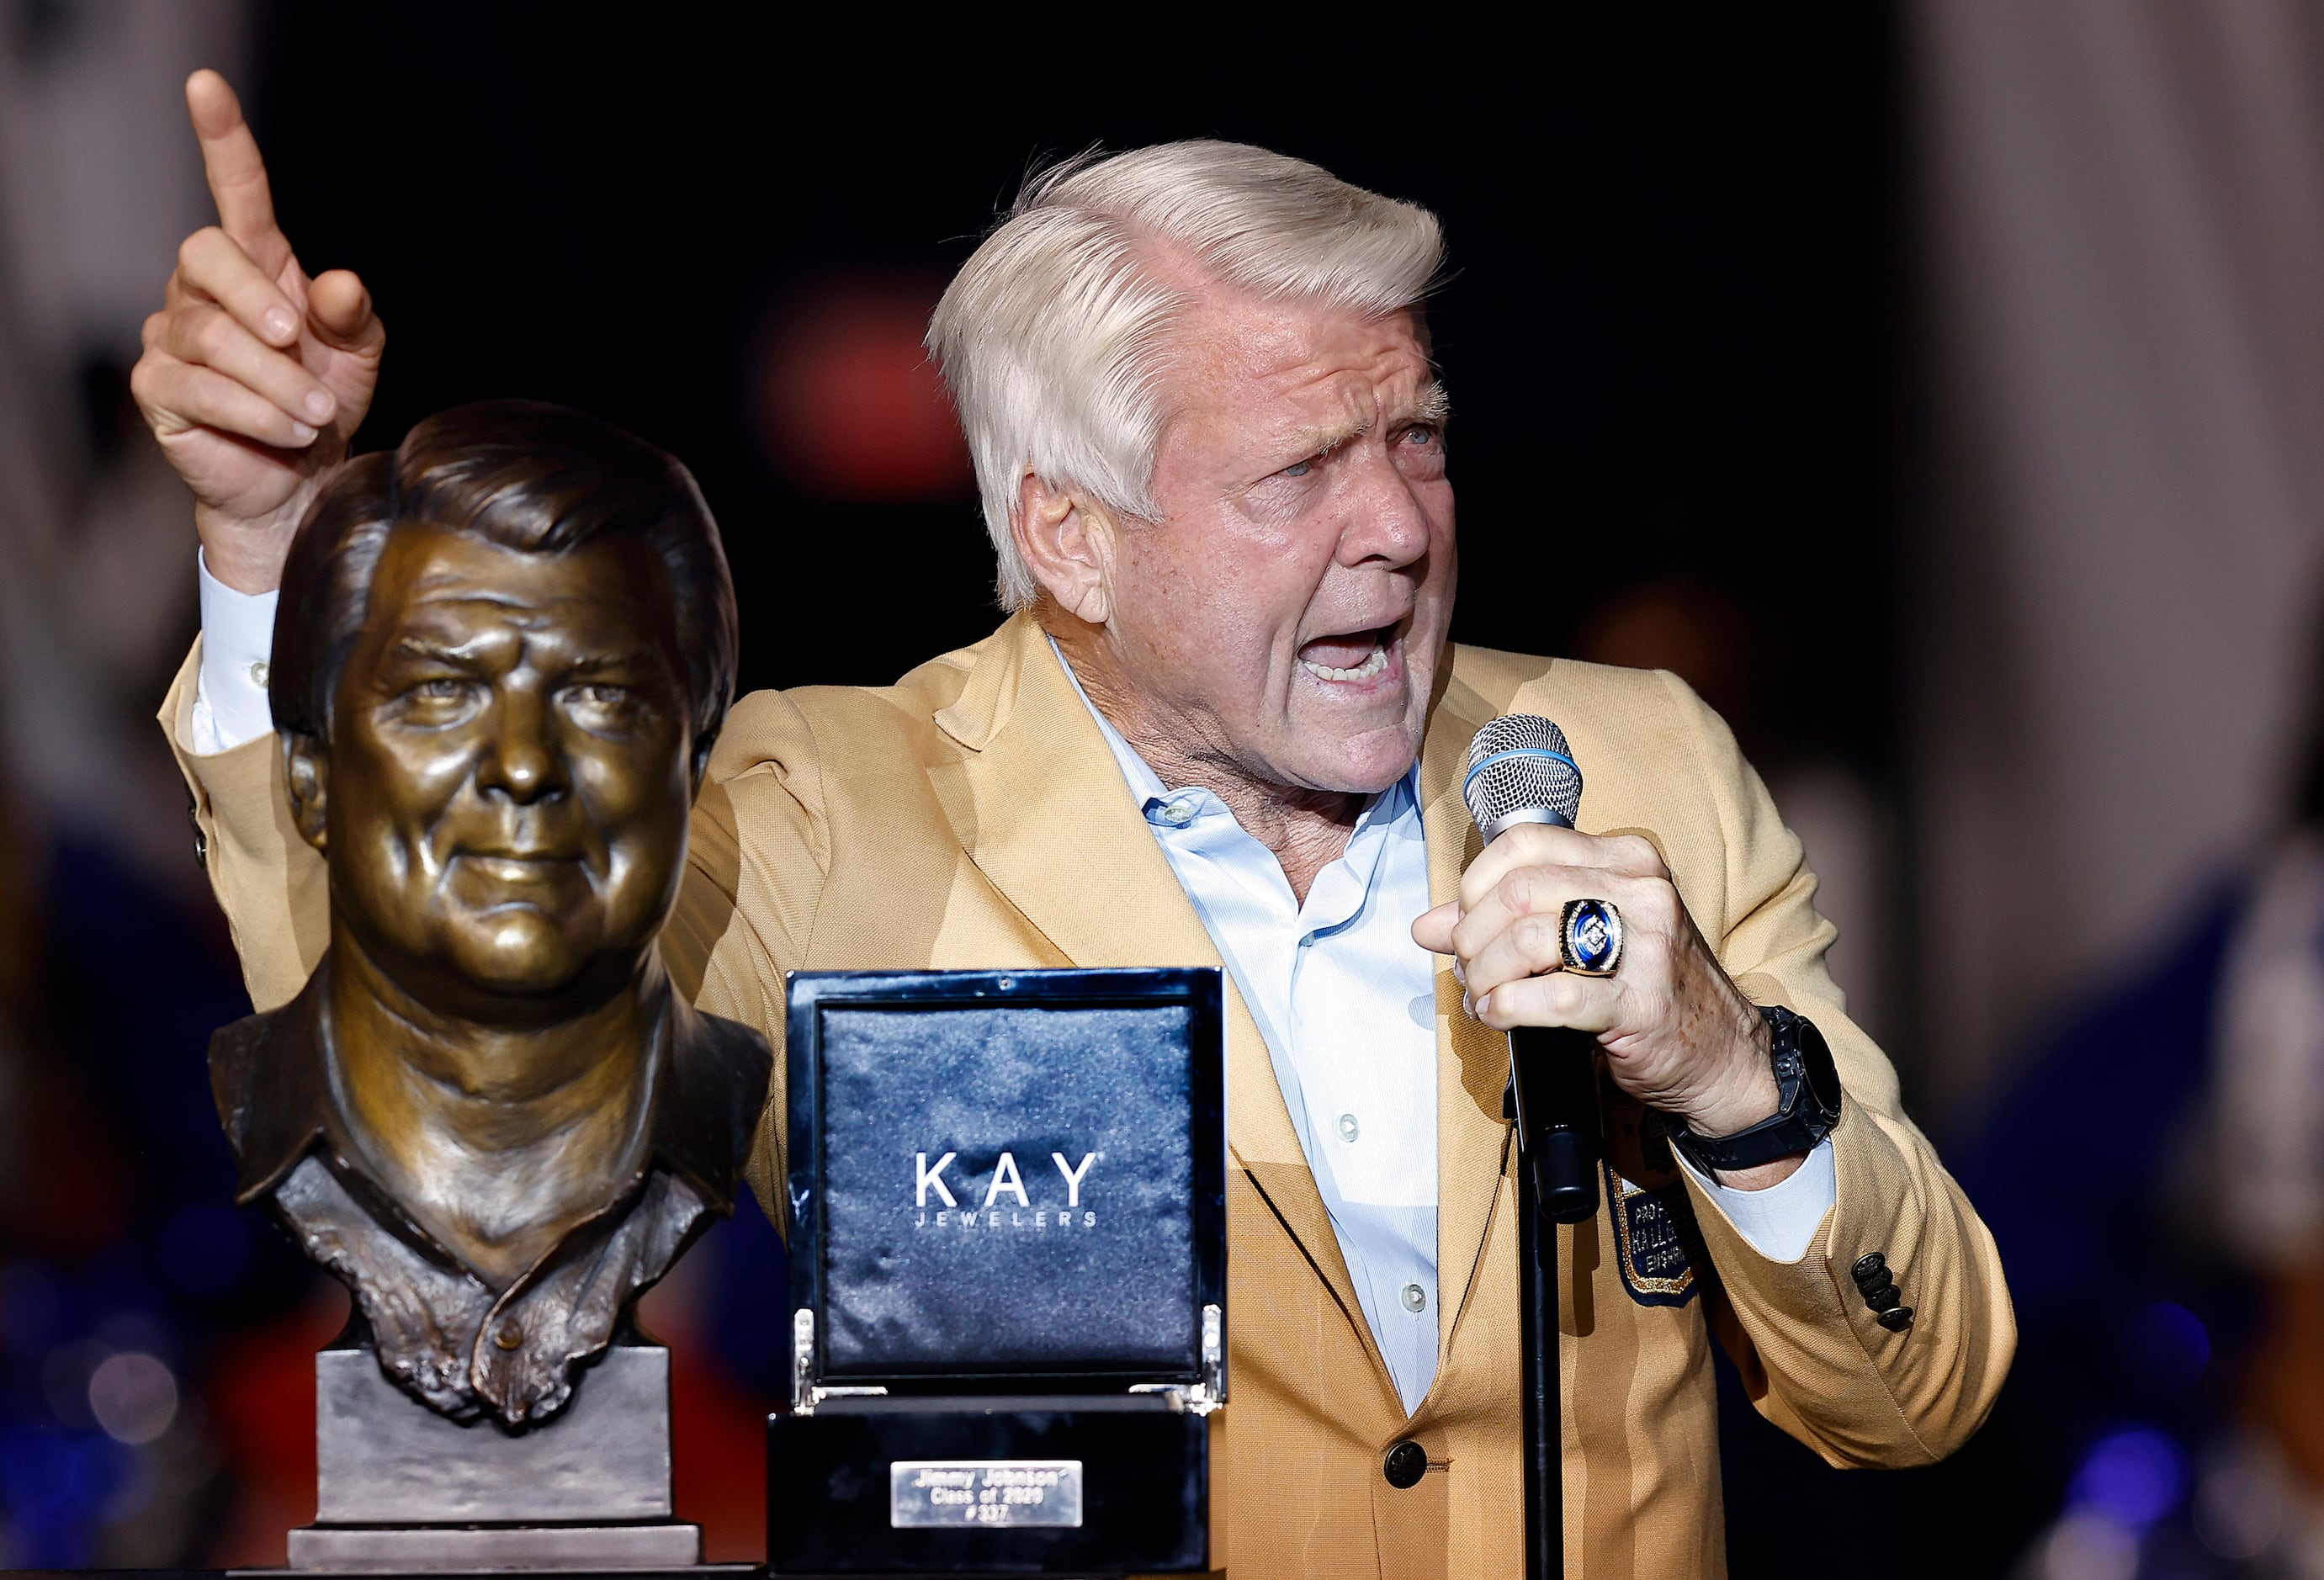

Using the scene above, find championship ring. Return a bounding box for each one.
[1559,898,1624,977]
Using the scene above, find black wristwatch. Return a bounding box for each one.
[1667,1005,1843,1174]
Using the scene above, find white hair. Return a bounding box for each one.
[926,141,1445,611]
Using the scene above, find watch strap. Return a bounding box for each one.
[1667,1005,1839,1174]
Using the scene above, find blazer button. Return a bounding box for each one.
[1382,1439,1429,1489]
[1876,1306,1915,1332]
[1850,1253,1887,1291]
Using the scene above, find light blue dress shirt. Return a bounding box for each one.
[1053,646,1446,1413]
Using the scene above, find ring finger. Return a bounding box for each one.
[135,358,319,448]
[1460,874,1646,997]
[1448,858,1616,965]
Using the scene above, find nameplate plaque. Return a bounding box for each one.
[889,1459,1085,1528]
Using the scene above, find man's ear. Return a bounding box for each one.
[283,734,330,853]
[1012,473,1117,626]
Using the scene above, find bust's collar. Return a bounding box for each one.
[207,951,764,1217]
[208,959,336,1206]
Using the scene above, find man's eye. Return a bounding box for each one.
[413,679,469,701]
[1403,427,1437,446]
[568,683,629,707]
[1281,458,1315,479]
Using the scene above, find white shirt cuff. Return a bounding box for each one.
[1675,1134,1836,1264]
[192,548,279,755]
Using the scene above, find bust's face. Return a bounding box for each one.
[312,525,694,1014]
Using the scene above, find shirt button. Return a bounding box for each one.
[247,660,269,688]
[1402,1283,1427,1314]
[1337,1113,1360,1143]
[493,1319,524,1351]
[1160,800,1194,826]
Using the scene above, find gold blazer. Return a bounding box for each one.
[163,611,2014,1579]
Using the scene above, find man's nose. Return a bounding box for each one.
[475,687,570,803]
[1337,451,1435,570]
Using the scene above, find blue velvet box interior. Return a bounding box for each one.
[787,969,1226,1388]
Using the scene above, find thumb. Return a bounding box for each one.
[1411,901,1460,953]
[306,269,383,355]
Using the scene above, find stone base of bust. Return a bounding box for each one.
[286,1523,700,1569]
[285,1340,700,1572]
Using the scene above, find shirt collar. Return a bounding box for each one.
[208,952,768,1223]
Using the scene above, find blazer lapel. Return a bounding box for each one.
[931,613,1207,974]
[1418,671,1521,1368]
[932,616,1386,1374]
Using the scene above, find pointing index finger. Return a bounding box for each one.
[184,70,284,264]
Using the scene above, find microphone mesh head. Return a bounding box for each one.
[1462,714,1582,834]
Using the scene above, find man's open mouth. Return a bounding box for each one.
[1298,625,1398,683]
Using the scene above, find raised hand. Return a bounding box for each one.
[130,69,385,593]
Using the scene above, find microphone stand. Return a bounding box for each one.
[1510,1024,1602,1580]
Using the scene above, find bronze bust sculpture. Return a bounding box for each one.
[207,400,770,1430]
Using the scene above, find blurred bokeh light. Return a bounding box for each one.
[755,272,969,503]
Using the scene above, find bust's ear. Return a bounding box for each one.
[282,733,330,853]
[1012,472,1118,627]
[689,725,719,796]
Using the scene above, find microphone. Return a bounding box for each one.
[1462,715,1602,1224]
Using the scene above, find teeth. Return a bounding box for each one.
[1302,641,1389,682]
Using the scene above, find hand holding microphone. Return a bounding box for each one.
[1410,716,1796,1193]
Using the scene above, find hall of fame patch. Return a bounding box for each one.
[1604,1159,1699,1308]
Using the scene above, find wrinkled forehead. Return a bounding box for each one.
[1159,293,1438,441]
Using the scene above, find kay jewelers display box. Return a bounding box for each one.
[768,968,1228,1577]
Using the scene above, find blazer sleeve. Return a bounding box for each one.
[159,639,328,1013]
[660,687,833,1229]
[1658,671,2016,1467]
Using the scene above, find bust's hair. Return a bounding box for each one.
[268,400,739,764]
[926,141,1444,612]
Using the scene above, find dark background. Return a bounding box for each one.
[254,8,1908,783]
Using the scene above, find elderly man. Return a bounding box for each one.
[138,71,2011,1577]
